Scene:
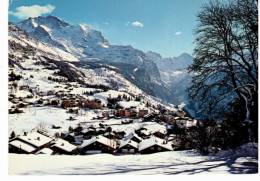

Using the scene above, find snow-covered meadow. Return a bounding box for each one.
[9,149,258,175]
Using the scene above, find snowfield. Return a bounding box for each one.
[9,149,258,175]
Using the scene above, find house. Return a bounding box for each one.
[135,127,151,139]
[61,100,78,109]
[115,109,129,117]
[9,140,37,154]
[175,110,186,118]
[139,129,151,139]
[51,138,78,155]
[188,119,198,127]
[19,85,29,91]
[152,129,167,139]
[124,132,143,143]
[121,119,133,124]
[36,148,53,155]
[138,109,149,117]
[62,132,84,145]
[81,99,102,109]
[102,110,114,118]
[115,109,137,118]
[9,131,53,154]
[117,139,139,154]
[103,132,118,140]
[112,130,127,139]
[79,135,117,154]
[62,132,76,143]
[67,107,80,114]
[138,136,173,154]
[81,127,96,139]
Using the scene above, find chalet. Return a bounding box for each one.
[62,132,76,142]
[139,136,173,154]
[138,109,149,117]
[139,129,151,139]
[47,90,55,96]
[81,99,102,109]
[185,119,198,128]
[79,135,117,154]
[9,140,36,154]
[135,127,150,138]
[36,148,53,155]
[152,129,167,139]
[81,127,96,138]
[61,100,78,109]
[73,135,84,145]
[9,132,53,154]
[124,132,143,143]
[112,130,127,139]
[67,107,80,114]
[143,113,157,122]
[175,110,186,118]
[121,119,133,124]
[104,132,118,139]
[19,85,29,91]
[117,139,139,154]
[130,110,138,117]
[101,110,114,118]
[115,109,137,118]
[50,99,60,106]
[51,138,78,155]
[115,109,129,117]
[175,119,187,128]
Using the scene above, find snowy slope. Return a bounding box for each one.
[9,145,258,175]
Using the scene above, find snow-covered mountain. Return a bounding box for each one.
[146,51,193,103]
[147,51,193,71]
[16,16,174,102]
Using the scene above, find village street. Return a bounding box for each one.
[9,149,258,175]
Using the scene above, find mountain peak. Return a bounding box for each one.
[19,16,70,30]
[177,53,193,60]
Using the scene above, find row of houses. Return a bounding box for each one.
[61,99,150,118]
[114,109,149,118]
[9,131,173,155]
[61,99,103,109]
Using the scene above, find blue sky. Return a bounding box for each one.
[9,0,209,57]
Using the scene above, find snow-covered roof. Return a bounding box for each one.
[9,140,36,153]
[119,139,138,149]
[143,123,167,134]
[138,136,173,151]
[140,129,151,136]
[80,135,117,149]
[36,148,53,155]
[118,101,140,109]
[18,132,53,148]
[124,132,142,142]
[52,138,77,152]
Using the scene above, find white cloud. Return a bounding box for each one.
[175,31,182,36]
[131,21,144,28]
[9,4,55,19]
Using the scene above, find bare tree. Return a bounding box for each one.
[188,0,258,141]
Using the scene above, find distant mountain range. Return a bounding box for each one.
[12,15,194,111]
